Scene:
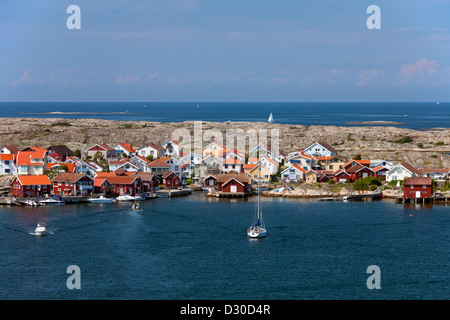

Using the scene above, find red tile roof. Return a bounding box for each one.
[0,154,14,161]
[404,177,433,185]
[147,159,171,167]
[52,172,93,183]
[16,150,47,166]
[16,175,52,186]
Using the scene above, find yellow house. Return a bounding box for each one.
[305,170,318,184]
[202,141,227,158]
[317,155,347,171]
[248,164,272,182]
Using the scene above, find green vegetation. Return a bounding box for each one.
[434,141,445,146]
[353,176,382,191]
[391,136,413,144]
[51,121,72,127]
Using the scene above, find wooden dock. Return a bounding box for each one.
[395,196,450,204]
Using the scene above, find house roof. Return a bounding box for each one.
[419,168,450,174]
[16,150,47,165]
[132,172,160,182]
[46,163,76,173]
[404,177,433,185]
[399,162,422,176]
[333,169,350,176]
[139,142,165,151]
[162,170,179,179]
[53,172,93,183]
[132,155,151,163]
[16,175,52,186]
[224,158,243,164]
[94,178,110,187]
[104,176,140,185]
[1,145,20,154]
[47,145,75,156]
[87,143,115,151]
[147,158,171,167]
[372,166,388,172]
[304,141,338,154]
[117,143,136,153]
[282,165,306,173]
[0,154,14,161]
[217,173,250,184]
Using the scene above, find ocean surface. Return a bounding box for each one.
[0,102,449,129]
[0,193,448,300]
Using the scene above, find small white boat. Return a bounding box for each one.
[116,194,136,201]
[24,200,38,206]
[39,198,65,205]
[146,192,157,199]
[268,113,274,123]
[87,196,114,203]
[156,192,169,198]
[134,194,146,200]
[131,202,141,210]
[35,222,48,236]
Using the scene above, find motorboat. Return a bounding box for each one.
[39,198,65,205]
[35,222,48,236]
[24,200,38,206]
[146,192,157,199]
[131,202,141,210]
[134,194,146,200]
[87,196,114,203]
[116,194,136,201]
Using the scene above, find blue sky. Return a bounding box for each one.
[1,0,450,102]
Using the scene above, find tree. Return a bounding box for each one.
[74,149,81,157]
[353,154,362,160]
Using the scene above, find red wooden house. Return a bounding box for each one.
[343,159,371,171]
[162,170,180,189]
[53,172,95,196]
[346,164,375,182]
[105,176,143,196]
[403,177,433,199]
[204,175,218,188]
[93,178,113,195]
[11,175,52,198]
[217,173,250,196]
[372,166,389,180]
[333,170,352,183]
[132,172,160,193]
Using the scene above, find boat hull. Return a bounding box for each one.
[247,228,267,238]
[35,227,47,236]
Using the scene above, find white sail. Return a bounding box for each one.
[247,162,267,238]
[268,113,274,123]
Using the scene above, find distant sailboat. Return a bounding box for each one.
[268,113,274,123]
[437,100,440,105]
[196,104,200,108]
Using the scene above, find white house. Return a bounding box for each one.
[260,156,279,175]
[130,155,151,172]
[0,154,17,175]
[285,151,317,172]
[114,143,136,157]
[303,141,338,158]
[0,145,19,155]
[109,159,140,172]
[370,160,393,170]
[281,165,305,182]
[386,163,422,182]
[135,142,165,159]
[162,139,183,158]
[222,158,243,173]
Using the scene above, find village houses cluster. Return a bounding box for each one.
[0,139,448,199]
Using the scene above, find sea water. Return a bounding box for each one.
[0,193,448,300]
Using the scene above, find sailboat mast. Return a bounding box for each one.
[258,162,261,219]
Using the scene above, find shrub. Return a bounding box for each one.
[392,136,413,144]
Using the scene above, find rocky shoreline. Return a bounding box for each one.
[1,117,450,168]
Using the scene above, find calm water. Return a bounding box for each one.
[0,193,448,300]
[0,101,449,129]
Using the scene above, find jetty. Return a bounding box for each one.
[156,189,192,198]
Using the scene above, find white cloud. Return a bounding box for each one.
[115,74,140,85]
[357,69,385,87]
[396,58,439,85]
[12,69,32,86]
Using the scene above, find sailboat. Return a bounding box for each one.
[437,100,440,105]
[247,163,267,238]
[268,113,274,123]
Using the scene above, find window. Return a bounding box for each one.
[423,185,426,189]
[4,160,9,165]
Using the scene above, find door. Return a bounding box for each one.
[363,172,368,178]
[230,185,237,193]
[416,191,421,198]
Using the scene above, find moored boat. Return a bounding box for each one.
[87,196,114,203]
